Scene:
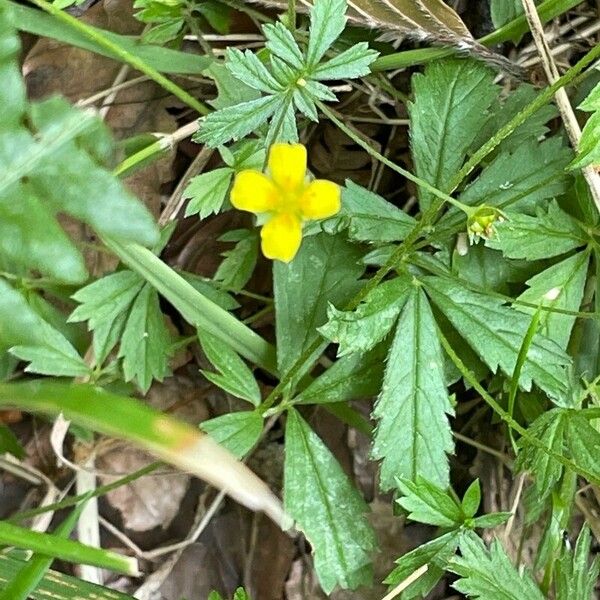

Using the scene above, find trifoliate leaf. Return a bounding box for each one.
[318,276,411,356]
[284,409,377,593]
[274,233,364,379]
[396,476,463,528]
[201,411,263,458]
[487,201,586,260]
[213,229,259,292]
[312,43,378,80]
[555,525,600,600]
[306,0,347,68]
[264,22,304,71]
[424,276,571,400]
[409,58,498,211]
[226,48,284,94]
[517,252,589,350]
[118,285,173,393]
[198,331,261,405]
[294,344,385,405]
[1,279,89,378]
[372,287,454,489]
[449,534,545,600]
[183,167,233,219]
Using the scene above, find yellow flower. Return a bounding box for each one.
[230,143,341,262]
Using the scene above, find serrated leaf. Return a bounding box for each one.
[214,229,259,292]
[264,22,304,70]
[385,531,460,600]
[410,58,498,211]
[556,525,600,600]
[570,111,600,170]
[487,201,586,260]
[372,287,454,489]
[284,409,377,593]
[205,63,261,110]
[199,330,261,405]
[295,344,385,404]
[293,87,319,121]
[449,534,545,600]
[424,276,570,400]
[201,411,263,458]
[118,285,172,393]
[458,138,572,213]
[196,94,282,147]
[565,413,600,483]
[306,0,347,68]
[0,423,25,459]
[515,409,566,501]
[274,233,364,379]
[319,276,411,356]
[226,48,284,94]
[396,476,463,528]
[517,252,589,350]
[1,279,89,378]
[183,167,233,219]
[312,43,378,80]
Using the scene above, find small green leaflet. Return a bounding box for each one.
[449,533,545,600]
[565,413,600,483]
[201,411,263,458]
[517,252,589,350]
[372,287,454,489]
[487,201,586,260]
[423,276,571,400]
[318,276,411,356]
[409,58,497,211]
[198,330,261,405]
[274,233,364,380]
[0,279,89,378]
[183,168,233,219]
[570,80,600,170]
[196,0,378,147]
[284,409,377,593]
[214,229,260,292]
[555,526,600,600]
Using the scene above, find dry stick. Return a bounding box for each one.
[521,0,600,211]
[380,564,429,600]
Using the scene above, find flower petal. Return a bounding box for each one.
[230,170,277,213]
[268,143,307,192]
[260,212,302,262]
[299,180,341,219]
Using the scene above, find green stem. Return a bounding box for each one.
[28,0,210,116]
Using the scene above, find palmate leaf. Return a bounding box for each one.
[0,9,158,284]
[423,276,571,400]
[409,58,498,211]
[284,409,377,593]
[371,287,454,489]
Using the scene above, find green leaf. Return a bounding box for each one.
[183,167,233,219]
[565,413,600,483]
[284,409,377,593]
[274,233,364,378]
[306,0,347,68]
[294,344,385,405]
[555,525,600,600]
[118,285,173,393]
[201,411,263,458]
[264,22,304,71]
[409,58,497,210]
[205,63,261,110]
[69,271,145,364]
[213,229,260,292]
[570,110,600,170]
[312,43,378,80]
[424,276,571,400]
[396,476,463,528]
[0,280,89,378]
[458,138,572,213]
[226,48,284,94]
[490,0,522,29]
[449,534,545,600]
[198,331,261,405]
[372,287,454,489]
[318,276,411,356]
[487,201,586,260]
[461,480,481,519]
[471,513,512,528]
[516,252,589,350]
[196,94,282,147]
[0,424,24,459]
[384,531,460,600]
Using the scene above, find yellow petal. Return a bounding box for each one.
[230,170,278,213]
[260,213,302,263]
[299,180,341,220]
[268,143,307,192]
